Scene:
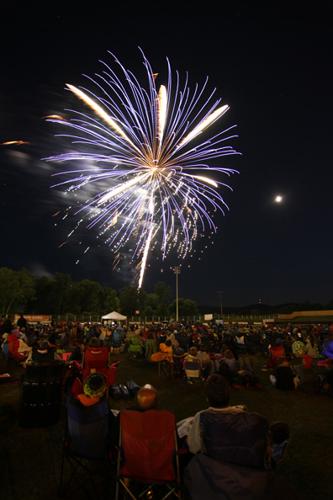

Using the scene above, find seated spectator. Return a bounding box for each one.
[292,355,317,392]
[144,333,157,361]
[178,374,248,455]
[183,346,201,383]
[127,335,143,358]
[8,328,31,362]
[238,350,261,388]
[197,347,212,379]
[1,332,9,360]
[270,358,300,391]
[322,332,333,359]
[111,327,123,353]
[222,348,239,372]
[219,349,239,385]
[291,337,305,358]
[150,339,173,363]
[268,340,286,368]
[26,339,59,364]
[166,330,177,347]
[304,334,319,358]
[183,384,296,500]
[172,342,185,377]
[75,372,108,407]
[110,384,159,446]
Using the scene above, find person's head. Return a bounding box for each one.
[88,337,100,347]
[37,340,49,351]
[189,346,198,356]
[136,384,158,410]
[83,372,107,399]
[270,422,290,444]
[165,339,172,347]
[205,374,230,408]
[224,349,235,359]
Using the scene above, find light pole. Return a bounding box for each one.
[173,266,181,322]
[217,290,223,318]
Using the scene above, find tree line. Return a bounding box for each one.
[0,267,198,318]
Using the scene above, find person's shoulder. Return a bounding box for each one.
[193,408,209,418]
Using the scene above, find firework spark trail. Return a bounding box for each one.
[138,191,156,289]
[47,51,240,288]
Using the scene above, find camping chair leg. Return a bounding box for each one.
[119,478,137,499]
[58,448,65,496]
[115,435,121,500]
[174,431,182,500]
[161,488,177,500]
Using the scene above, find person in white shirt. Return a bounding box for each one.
[177,374,246,454]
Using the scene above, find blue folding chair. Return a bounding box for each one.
[59,395,112,498]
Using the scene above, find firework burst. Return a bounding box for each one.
[46,50,240,288]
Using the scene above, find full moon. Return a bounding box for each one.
[274,195,283,203]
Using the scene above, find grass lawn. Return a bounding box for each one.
[1,353,332,499]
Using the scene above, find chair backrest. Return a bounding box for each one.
[8,335,21,358]
[119,410,177,482]
[200,410,269,469]
[83,346,109,371]
[61,352,72,362]
[25,361,65,382]
[66,396,110,459]
[20,362,65,427]
[270,345,285,360]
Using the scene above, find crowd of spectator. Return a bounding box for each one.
[1,314,333,498]
[1,315,333,392]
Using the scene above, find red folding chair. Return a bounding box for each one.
[60,352,72,362]
[269,345,286,368]
[82,346,118,386]
[8,335,27,362]
[116,409,182,499]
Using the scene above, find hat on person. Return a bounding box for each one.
[83,372,107,398]
[37,340,49,350]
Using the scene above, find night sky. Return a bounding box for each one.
[1,8,332,307]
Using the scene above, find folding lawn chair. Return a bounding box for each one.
[59,395,112,498]
[19,361,65,427]
[116,409,181,499]
[82,346,118,386]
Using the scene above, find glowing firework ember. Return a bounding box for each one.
[46,51,240,288]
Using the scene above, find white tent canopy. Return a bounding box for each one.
[101,311,127,321]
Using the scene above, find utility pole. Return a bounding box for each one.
[173,266,181,322]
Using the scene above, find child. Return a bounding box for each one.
[184,346,201,383]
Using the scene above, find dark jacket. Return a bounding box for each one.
[184,453,299,500]
[200,410,269,469]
